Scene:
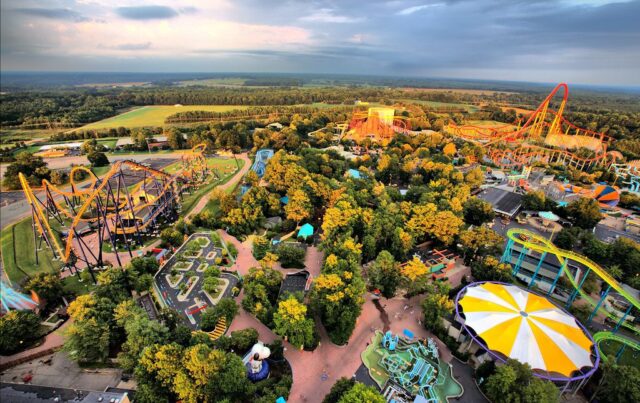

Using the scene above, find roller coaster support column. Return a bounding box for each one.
[512,246,528,276]
[587,285,611,326]
[615,344,626,362]
[613,304,633,334]
[31,208,40,265]
[548,260,567,296]
[500,240,513,264]
[566,268,591,309]
[528,252,547,289]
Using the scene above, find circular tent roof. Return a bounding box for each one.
[456,282,598,380]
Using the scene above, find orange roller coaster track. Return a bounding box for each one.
[446,83,613,170]
[19,144,210,279]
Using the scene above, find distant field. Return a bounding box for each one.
[0,129,57,143]
[465,120,518,128]
[75,105,249,131]
[401,88,515,95]
[176,78,247,87]
[397,99,478,112]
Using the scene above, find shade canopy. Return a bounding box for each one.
[297,223,314,238]
[538,211,560,221]
[458,282,595,377]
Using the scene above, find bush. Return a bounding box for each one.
[0,310,42,355]
[276,244,306,268]
[204,266,221,278]
[203,277,220,295]
[227,243,238,259]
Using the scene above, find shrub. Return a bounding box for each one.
[276,244,306,268]
[0,310,42,355]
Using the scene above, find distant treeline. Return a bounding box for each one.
[243,78,302,87]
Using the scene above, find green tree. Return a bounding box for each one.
[593,363,640,403]
[566,197,603,229]
[252,236,270,260]
[2,151,51,189]
[0,310,41,355]
[484,359,559,403]
[368,250,401,298]
[273,296,315,348]
[24,272,64,308]
[160,228,184,248]
[458,226,503,263]
[463,197,495,226]
[64,317,110,362]
[87,151,109,167]
[323,378,356,403]
[201,298,238,331]
[338,383,385,403]
[421,283,454,331]
[276,244,306,268]
[554,227,580,250]
[285,188,312,223]
[471,256,513,282]
[521,190,547,211]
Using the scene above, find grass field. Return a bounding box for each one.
[465,119,518,128]
[1,218,62,285]
[181,157,245,214]
[75,105,249,131]
[18,137,119,154]
[396,99,478,112]
[599,339,640,369]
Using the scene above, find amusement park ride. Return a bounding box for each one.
[18,144,211,279]
[445,83,640,193]
[344,107,410,146]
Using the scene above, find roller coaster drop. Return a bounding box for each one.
[445,83,634,172]
[20,145,210,279]
[502,228,639,363]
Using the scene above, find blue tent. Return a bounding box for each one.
[297,223,314,239]
[347,169,361,179]
[280,196,289,205]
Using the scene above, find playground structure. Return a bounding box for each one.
[501,229,639,365]
[548,182,620,208]
[0,281,39,314]
[19,145,211,276]
[611,159,640,194]
[344,107,410,146]
[244,342,271,382]
[446,83,625,171]
[362,331,463,402]
[251,149,274,178]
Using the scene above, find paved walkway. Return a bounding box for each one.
[186,153,251,219]
[0,319,72,367]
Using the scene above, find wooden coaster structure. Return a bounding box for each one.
[446,83,621,171]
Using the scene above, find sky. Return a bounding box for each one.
[1,0,639,85]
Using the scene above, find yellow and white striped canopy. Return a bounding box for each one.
[459,282,594,377]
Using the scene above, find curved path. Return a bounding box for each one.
[223,230,463,402]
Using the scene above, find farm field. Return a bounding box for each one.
[396,98,478,112]
[464,119,518,128]
[176,78,247,87]
[75,105,249,131]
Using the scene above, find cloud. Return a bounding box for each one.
[115,6,179,20]
[115,42,152,51]
[14,7,89,22]
[300,8,364,23]
[396,3,443,16]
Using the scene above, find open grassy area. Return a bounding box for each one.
[176,78,248,87]
[396,99,478,112]
[181,158,245,214]
[599,339,640,369]
[18,137,119,155]
[74,105,249,131]
[1,217,62,285]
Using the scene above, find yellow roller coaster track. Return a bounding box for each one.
[19,144,209,266]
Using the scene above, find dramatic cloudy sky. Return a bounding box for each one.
[2,0,639,85]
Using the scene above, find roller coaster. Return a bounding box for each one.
[344,107,411,146]
[19,144,210,278]
[446,83,625,171]
[502,228,639,362]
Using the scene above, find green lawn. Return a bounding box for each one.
[1,218,62,285]
[396,98,478,112]
[18,137,119,155]
[74,105,249,131]
[599,339,640,369]
[181,158,245,214]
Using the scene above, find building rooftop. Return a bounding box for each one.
[477,187,523,217]
[0,383,130,403]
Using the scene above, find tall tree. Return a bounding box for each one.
[273,296,315,348]
[368,250,401,298]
